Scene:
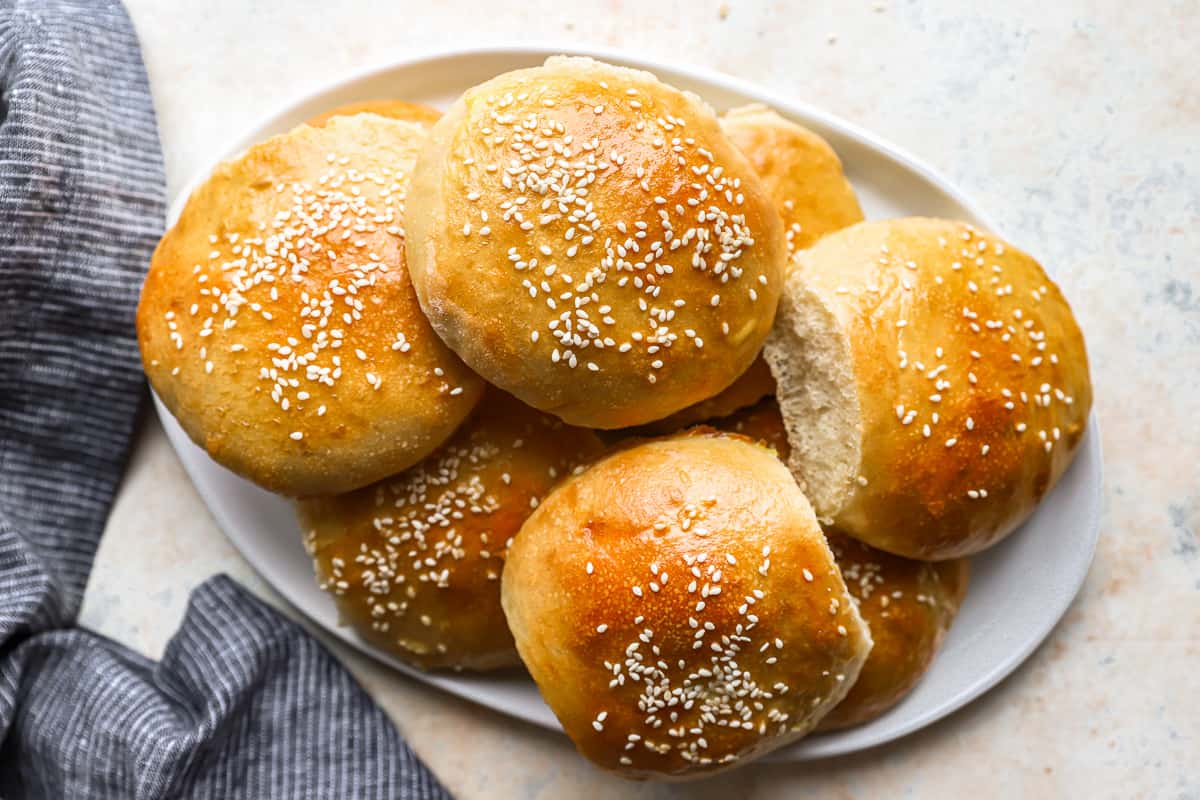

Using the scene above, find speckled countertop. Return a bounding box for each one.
[84,1,1197,797]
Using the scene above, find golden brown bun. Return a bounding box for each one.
[138,116,485,496]
[721,105,863,256]
[306,100,442,129]
[764,218,1093,558]
[406,56,788,429]
[298,390,605,670]
[632,355,774,434]
[502,433,872,779]
[817,532,968,730]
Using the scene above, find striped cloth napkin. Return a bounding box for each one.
[0,2,451,797]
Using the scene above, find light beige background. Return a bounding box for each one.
[86,1,1197,797]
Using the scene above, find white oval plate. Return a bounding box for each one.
[153,44,1102,762]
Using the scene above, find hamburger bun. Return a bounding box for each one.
[763,218,1093,558]
[502,432,872,779]
[298,390,605,670]
[406,56,788,429]
[138,115,485,496]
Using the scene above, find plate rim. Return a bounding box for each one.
[155,42,1103,763]
[169,40,1001,233]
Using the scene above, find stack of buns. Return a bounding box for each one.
[138,56,1092,780]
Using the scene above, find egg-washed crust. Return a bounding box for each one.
[720,104,864,258]
[298,390,606,671]
[502,433,871,780]
[406,56,787,429]
[306,100,442,129]
[817,532,968,730]
[784,218,1093,559]
[138,115,485,496]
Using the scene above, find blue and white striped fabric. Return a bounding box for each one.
[0,2,450,797]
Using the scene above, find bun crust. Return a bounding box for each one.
[721,105,863,257]
[765,218,1092,558]
[138,116,485,496]
[298,390,605,670]
[817,532,968,730]
[502,433,871,779]
[406,56,787,429]
[306,100,442,129]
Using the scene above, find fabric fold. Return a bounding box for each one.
[0,2,450,796]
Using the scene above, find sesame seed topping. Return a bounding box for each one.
[307,402,597,658]
[879,223,1082,507]
[449,86,767,391]
[156,143,454,443]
